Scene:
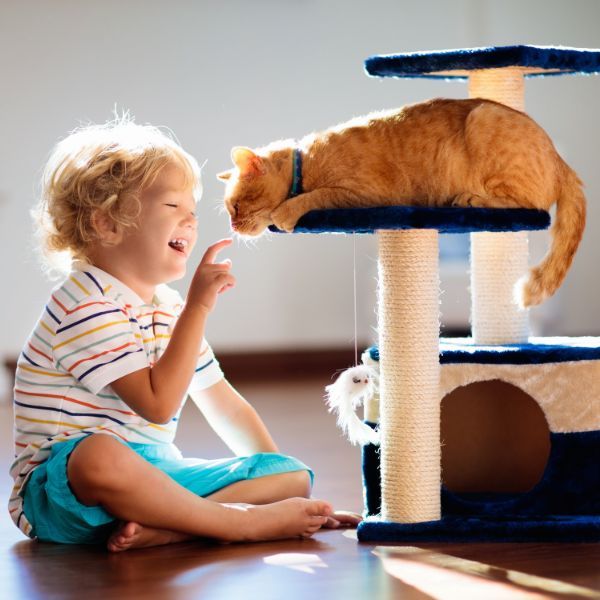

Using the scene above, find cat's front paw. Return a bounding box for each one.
[271,203,300,233]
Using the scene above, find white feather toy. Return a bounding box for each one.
[325,365,380,446]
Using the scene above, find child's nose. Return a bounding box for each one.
[182,214,198,229]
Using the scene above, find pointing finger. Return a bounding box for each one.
[200,238,233,265]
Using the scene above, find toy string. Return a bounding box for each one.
[353,235,358,366]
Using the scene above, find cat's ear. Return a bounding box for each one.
[231,146,266,178]
[216,170,232,181]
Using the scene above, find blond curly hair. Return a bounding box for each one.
[33,115,201,274]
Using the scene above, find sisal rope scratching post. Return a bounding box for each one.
[469,68,530,344]
[378,229,440,523]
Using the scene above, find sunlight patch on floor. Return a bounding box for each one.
[263,553,328,574]
[374,546,599,599]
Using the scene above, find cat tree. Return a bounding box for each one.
[273,46,600,542]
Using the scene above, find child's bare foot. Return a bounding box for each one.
[232,497,333,542]
[107,521,193,552]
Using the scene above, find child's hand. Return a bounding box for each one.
[323,510,363,529]
[187,238,236,313]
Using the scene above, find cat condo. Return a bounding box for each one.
[273,46,600,542]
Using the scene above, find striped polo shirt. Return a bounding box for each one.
[9,262,224,537]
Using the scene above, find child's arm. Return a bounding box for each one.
[189,380,279,456]
[110,239,235,424]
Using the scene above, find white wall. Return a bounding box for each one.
[1,0,599,381]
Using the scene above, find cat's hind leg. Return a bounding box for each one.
[451,191,534,209]
[483,176,542,209]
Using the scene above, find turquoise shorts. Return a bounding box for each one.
[22,435,314,545]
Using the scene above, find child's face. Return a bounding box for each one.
[118,163,198,286]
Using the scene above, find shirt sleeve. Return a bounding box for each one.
[187,339,224,393]
[52,297,149,395]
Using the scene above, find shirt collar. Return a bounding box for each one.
[70,261,183,307]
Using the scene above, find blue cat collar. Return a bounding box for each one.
[289,148,303,198]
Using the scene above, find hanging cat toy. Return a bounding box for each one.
[324,238,380,447]
[325,354,380,446]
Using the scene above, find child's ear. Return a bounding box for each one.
[216,170,232,181]
[231,146,266,178]
[91,210,121,245]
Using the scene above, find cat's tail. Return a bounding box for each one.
[518,163,586,307]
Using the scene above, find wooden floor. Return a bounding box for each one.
[1,377,599,599]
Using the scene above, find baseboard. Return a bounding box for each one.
[2,347,363,391]
[216,347,364,383]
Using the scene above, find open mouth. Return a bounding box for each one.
[168,238,188,255]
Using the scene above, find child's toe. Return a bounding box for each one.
[307,499,333,516]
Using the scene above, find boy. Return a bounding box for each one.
[10,118,359,551]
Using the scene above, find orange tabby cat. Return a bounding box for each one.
[218,98,586,307]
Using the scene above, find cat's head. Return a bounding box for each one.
[217,146,290,237]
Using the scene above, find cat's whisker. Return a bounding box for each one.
[261,229,275,242]
[211,199,229,216]
[237,234,260,249]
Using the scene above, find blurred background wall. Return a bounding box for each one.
[1,0,599,396]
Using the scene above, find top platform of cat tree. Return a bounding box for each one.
[269,205,550,235]
[364,45,600,80]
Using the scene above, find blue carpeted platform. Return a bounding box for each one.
[364,45,600,80]
[269,206,550,235]
[368,336,600,365]
[358,515,600,543]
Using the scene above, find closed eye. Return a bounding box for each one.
[165,203,197,220]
